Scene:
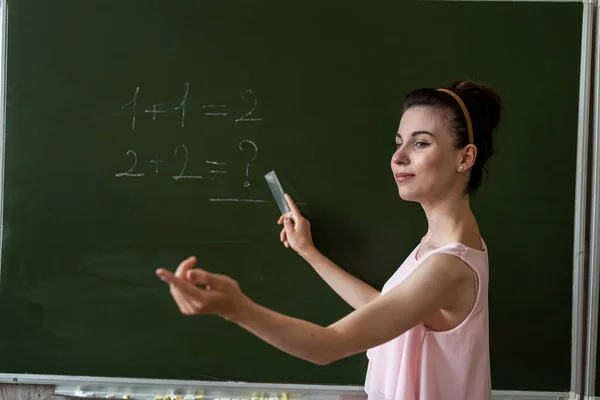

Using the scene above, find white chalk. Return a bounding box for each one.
[264,170,291,215]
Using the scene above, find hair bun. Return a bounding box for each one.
[451,80,502,134]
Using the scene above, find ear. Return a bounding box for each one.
[458,144,477,172]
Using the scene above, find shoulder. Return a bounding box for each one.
[414,252,473,286]
[374,252,473,322]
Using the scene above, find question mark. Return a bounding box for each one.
[238,139,258,187]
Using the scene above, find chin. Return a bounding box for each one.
[397,187,422,202]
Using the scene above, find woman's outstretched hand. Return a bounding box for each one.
[156,256,252,322]
[277,193,316,257]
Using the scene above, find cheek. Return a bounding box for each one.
[415,153,445,174]
[415,153,455,184]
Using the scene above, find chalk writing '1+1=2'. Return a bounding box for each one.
[120,83,263,129]
[115,140,259,187]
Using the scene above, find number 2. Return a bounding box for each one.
[173,144,203,180]
[116,150,145,177]
[235,90,263,122]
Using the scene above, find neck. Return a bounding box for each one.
[420,189,478,245]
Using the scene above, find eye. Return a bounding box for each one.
[415,141,430,148]
[395,142,402,149]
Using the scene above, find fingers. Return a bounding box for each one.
[156,267,175,283]
[278,212,292,225]
[172,257,198,313]
[186,268,219,289]
[283,215,294,231]
[282,218,292,248]
[284,194,302,219]
[172,286,195,315]
[157,268,198,296]
[156,268,195,314]
[158,265,244,319]
[280,226,290,248]
[156,267,207,315]
[175,256,196,279]
[280,226,287,242]
[279,213,292,248]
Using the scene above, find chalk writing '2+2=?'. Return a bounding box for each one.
[115,141,259,187]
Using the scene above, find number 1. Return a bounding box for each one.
[121,86,139,129]
[175,82,190,128]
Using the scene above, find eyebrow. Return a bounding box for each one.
[395,131,435,139]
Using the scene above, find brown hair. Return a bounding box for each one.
[403,81,502,195]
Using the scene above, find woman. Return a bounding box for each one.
[156,80,502,400]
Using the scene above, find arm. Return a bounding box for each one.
[278,194,379,309]
[300,248,380,310]
[156,253,469,365]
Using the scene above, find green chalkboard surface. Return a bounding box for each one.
[0,0,582,391]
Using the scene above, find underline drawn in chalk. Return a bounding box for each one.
[115,150,145,177]
[120,86,139,129]
[209,198,309,205]
[239,140,258,187]
[173,144,203,180]
[210,198,268,203]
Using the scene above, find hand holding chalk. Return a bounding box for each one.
[277,193,315,257]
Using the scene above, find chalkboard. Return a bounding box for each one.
[0,0,582,392]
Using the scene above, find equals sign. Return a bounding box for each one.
[206,160,228,178]
[203,104,227,116]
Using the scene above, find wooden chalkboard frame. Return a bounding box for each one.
[0,0,593,398]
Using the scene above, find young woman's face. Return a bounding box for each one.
[391,107,468,203]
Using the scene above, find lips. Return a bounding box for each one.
[395,172,415,183]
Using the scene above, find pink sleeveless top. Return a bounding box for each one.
[364,241,491,400]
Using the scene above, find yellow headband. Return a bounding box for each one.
[437,89,474,144]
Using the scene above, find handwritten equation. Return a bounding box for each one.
[120,83,263,129]
[116,140,258,186]
[116,83,265,191]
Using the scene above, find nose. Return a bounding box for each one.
[391,145,409,166]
